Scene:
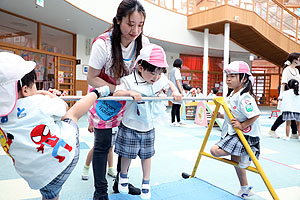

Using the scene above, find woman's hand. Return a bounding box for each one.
[172,91,182,102]
[212,110,224,118]
[88,124,94,133]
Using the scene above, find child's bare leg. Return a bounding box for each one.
[297,121,300,137]
[286,120,291,137]
[232,155,248,186]
[141,158,151,181]
[85,147,94,166]
[63,92,98,123]
[108,146,114,168]
[42,195,59,200]
[210,144,230,157]
[120,157,131,175]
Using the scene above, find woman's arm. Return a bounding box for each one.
[278,83,286,100]
[168,81,182,101]
[87,67,116,93]
[231,115,259,130]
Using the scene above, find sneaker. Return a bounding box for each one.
[282,136,290,141]
[170,122,181,127]
[107,167,116,178]
[239,154,251,168]
[268,130,279,138]
[118,173,129,194]
[290,134,299,139]
[237,186,254,198]
[140,184,151,199]
[81,165,90,180]
[95,85,110,97]
[178,121,186,125]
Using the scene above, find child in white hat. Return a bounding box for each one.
[113,44,182,199]
[210,61,260,198]
[0,52,109,199]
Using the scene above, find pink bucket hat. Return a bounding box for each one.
[0,52,36,117]
[133,44,169,69]
[224,61,255,85]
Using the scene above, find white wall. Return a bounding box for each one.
[76,34,94,80]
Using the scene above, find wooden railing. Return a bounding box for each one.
[145,0,300,43]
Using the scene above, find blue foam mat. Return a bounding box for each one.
[108,178,242,200]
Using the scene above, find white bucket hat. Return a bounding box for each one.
[133,44,169,69]
[0,52,36,117]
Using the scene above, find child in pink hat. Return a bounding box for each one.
[210,61,261,198]
[0,52,109,199]
[113,44,182,199]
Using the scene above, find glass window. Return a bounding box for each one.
[0,11,37,48]
[41,25,73,56]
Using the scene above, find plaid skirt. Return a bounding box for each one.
[282,112,300,121]
[114,123,155,159]
[216,133,260,158]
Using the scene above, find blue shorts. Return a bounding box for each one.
[114,123,155,160]
[39,118,79,199]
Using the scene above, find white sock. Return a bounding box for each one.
[241,185,248,190]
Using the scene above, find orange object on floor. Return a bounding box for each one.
[269,110,280,118]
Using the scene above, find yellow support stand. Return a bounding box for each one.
[189,97,279,200]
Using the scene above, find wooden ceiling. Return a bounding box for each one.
[187,4,300,67]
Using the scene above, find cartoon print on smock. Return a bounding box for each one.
[0,127,15,162]
[30,124,72,163]
[17,107,27,119]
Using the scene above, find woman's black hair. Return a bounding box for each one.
[138,60,167,74]
[108,0,146,79]
[182,83,193,91]
[284,52,300,68]
[226,73,255,98]
[287,79,299,95]
[173,58,183,69]
[17,69,36,92]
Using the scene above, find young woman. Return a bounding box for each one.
[86,1,149,199]
[268,52,300,139]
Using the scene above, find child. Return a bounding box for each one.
[281,79,300,141]
[0,52,109,200]
[210,61,261,198]
[196,87,204,98]
[207,87,218,98]
[113,44,182,199]
[81,123,116,180]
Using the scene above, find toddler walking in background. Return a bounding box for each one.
[210,61,261,199]
[0,52,109,200]
[281,79,300,141]
[113,44,182,199]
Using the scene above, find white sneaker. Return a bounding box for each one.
[290,134,299,139]
[140,184,151,199]
[268,130,279,138]
[239,154,251,168]
[170,122,181,127]
[237,186,254,198]
[178,121,186,125]
[282,136,290,141]
[107,167,116,178]
[118,173,129,194]
[81,165,90,180]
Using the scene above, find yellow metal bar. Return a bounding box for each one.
[189,97,279,200]
[220,98,279,200]
[201,152,259,173]
[190,101,221,177]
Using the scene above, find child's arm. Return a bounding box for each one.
[113,90,142,102]
[168,81,182,101]
[231,115,259,130]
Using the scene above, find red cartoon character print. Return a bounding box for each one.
[30,124,72,163]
